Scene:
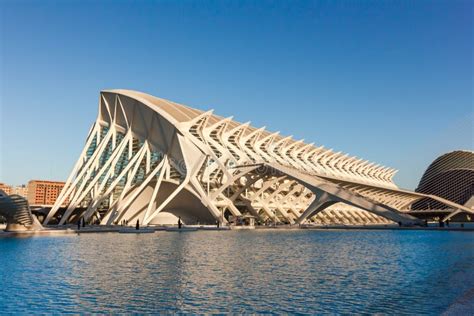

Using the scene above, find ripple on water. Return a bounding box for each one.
[0,230,473,314]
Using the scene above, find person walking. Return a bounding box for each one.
[136,219,140,230]
[178,217,182,229]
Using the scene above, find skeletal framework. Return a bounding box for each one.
[414,150,474,221]
[0,190,43,231]
[45,90,473,226]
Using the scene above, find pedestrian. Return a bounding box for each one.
[136,219,140,230]
[77,219,80,230]
[178,216,182,229]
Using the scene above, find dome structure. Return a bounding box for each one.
[413,150,474,210]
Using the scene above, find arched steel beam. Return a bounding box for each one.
[241,162,422,225]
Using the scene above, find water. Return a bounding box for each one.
[0,230,473,314]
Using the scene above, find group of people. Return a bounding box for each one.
[77,216,221,230]
[176,217,221,228]
[120,219,129,226]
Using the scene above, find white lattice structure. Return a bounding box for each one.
[414,150,474,222]
[45,90,473,226]
[0,190,43,231]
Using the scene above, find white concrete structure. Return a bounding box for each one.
[45,90,472,226]
[0,190,43,231]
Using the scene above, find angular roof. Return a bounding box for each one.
[103,89,398,187]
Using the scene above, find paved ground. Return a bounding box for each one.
[1,223,473,238]
[0,225,231,237]
[299,224,474,231]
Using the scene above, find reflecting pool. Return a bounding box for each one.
[1,230,473,314]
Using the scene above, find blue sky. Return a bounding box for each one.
[1,0,472,189]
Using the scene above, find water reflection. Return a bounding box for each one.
[0,230,473,314]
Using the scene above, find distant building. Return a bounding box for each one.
[11,185,28,199]
[0,183,12,195]
[27,180,68,206]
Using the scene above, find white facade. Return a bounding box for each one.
[45,90,473,226]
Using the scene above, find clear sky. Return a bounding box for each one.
[0,0,472,189]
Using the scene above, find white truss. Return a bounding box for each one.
[45,90,473,226]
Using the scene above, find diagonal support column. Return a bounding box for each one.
[141,156,200,226]
[296,192,337,224]
[84,142,147,222]
[62,131,130,220]
[57,127,115,225]
[109,156,167,225]
[142,156,169,224]
[443,196,474,222]
[44,123,100,224]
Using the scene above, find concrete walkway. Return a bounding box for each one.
[1,223,473,238]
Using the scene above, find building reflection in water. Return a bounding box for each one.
[0,230,473,314]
